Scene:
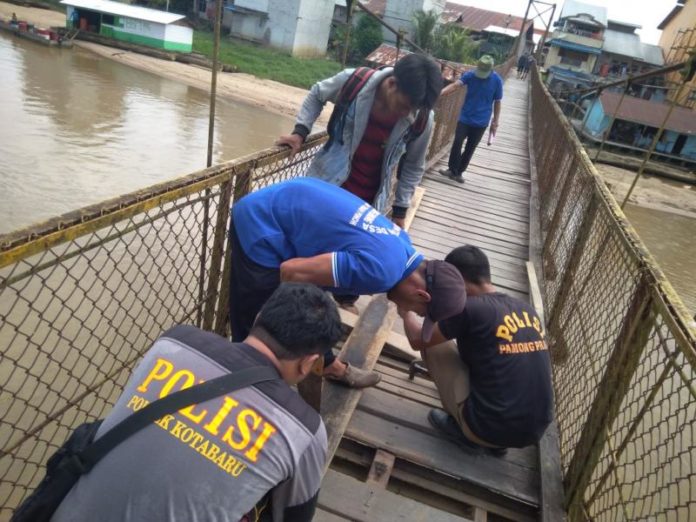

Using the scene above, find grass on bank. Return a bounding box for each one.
[193,31,342,89]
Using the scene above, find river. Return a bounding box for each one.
[0,33,293,234]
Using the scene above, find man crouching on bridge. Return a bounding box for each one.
[399,245,554,455]
[51,283,342,521]
[229,177,466,389]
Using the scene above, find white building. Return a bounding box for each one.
[222,0,335,57]
[382,0,445,43]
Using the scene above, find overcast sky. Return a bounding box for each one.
[449,0,677,45]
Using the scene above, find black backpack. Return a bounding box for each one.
[11,366,277,522]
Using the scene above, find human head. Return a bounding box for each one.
[250,283,342,385]
[387,260,467,341]
[381,53,443,118]
[475,55,495,79]
[444,245,492,296]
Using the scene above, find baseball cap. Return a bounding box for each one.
[474,55,495,79]
[421,260,467,342]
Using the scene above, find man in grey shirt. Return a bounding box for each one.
[51,283,342,521]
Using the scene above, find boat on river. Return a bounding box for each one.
[0,18,73,47]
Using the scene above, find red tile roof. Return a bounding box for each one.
[600,91,696,135]
[441,1,543,35]
[365,43,475,82]
[359,0,386,17]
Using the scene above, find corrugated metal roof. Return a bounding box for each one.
[548,38,602,54]
[440,2,543,35]
[560,0,607,27]
[600,91,696,135]
[359,0,386,17]
[365,43,472,83]
[483,25,542,43]
[60,0,185,25]
[602,30,664,66]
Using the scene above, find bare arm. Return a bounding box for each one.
[491,100,501,132]
[279,253,335,287]
[399,310,449,351]
[440,79,464,97]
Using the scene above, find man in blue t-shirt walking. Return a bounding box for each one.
[439,55,503,183]
[228,178,466,389]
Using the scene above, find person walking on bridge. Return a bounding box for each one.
[439,55,503,184]
[276,54,442,314]
[228,177,466,389]
[399,245,553,454]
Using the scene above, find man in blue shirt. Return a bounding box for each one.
[439,55,503,183]
[229,178,467,388]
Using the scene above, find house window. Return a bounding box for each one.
[102,14,115,25]
[559,48,588,67]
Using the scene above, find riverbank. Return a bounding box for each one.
[0,1,331,124]
[595,164,696,220]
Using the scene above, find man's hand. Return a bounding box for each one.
[392,216,406,229]
[490,120,499,133]
[275,134,304,158]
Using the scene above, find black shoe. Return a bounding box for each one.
[427,409,484,454]
[450,174,465,184]
[439,168,454,177]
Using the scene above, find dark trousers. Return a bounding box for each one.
[228,219,336,367]
[448,122,487,175]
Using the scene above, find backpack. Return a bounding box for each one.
[325,66,429,150]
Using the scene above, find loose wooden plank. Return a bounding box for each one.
[321,296,396,471]
[318,469,473,522]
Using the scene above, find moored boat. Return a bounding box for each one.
[0,18,73,47]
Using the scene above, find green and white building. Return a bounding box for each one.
[60,0,192,52]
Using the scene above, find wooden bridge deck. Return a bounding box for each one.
[317,78,544,521]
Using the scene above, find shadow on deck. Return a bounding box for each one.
[317,78,556,521]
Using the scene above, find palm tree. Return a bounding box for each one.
[412,10,438,52]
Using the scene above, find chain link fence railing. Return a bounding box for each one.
[0,70,470,516]
[530,65,696,521]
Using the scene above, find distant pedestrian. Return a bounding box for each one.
[516,53,528,79]
[439,55,503,183]
[522,54,536,80]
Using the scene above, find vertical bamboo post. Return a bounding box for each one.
[341,0,354,68]
[593,83,630,161]
[199,0,224,327]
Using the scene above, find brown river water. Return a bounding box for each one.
[0,33,293,233]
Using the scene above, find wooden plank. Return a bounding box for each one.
[372,379,443,409]
[335,442,538,522]
[526,261,545,325]
[357,386,538,470]
[297,357,324,412]
[345,409,540,506]
[314,508,351,521]
[321,296,396,471]
[318,469,473,522]
[366,449,396,488]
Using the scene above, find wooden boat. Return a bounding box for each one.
[0,19,73,47]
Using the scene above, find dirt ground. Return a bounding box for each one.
[595,164,696,219]
[0,2,330,125]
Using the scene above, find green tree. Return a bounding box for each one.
[433,25,478,64]
[412,10,438,52]
[352,14,383,61]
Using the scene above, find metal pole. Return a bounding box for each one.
[341,0,354,68]
[594,83,629,161]
[535,3,555,62]
[514,0,532,58]
[621,79,690,209]
[200,0,224,327]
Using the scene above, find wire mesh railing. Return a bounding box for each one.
[530,65,696,521]
[0,65,474,516]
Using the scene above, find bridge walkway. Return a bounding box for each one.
[317,78,544,521]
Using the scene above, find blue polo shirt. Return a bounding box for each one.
[231,178,423,294]
[459,70,503,128]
